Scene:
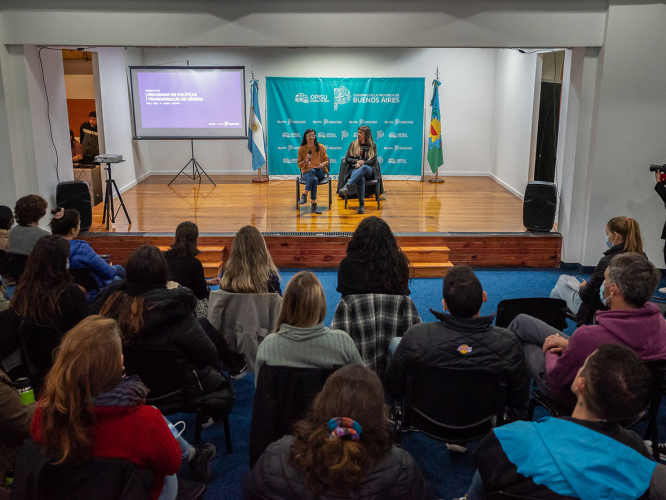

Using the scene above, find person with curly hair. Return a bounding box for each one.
[337,217,410,296]
[245,365,433,499]
[7,195,49,256]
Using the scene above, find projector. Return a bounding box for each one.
[95,154,123,163]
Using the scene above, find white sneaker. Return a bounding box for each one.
[659,287,666,294]
[445,443,468,454]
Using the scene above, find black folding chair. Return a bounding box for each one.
[123,345,233,450]
[393,367,507,445]
[19,320,63,394]
[495,298,568,330]
[631,359,666,461]
[296,174,332,209]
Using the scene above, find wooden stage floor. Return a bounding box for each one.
[90,175,527,234]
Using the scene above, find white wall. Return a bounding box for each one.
[139,47,498,176]
[489,49,538,198]
[0,0,608,48]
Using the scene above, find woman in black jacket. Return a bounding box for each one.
[338,126,383,214]
[95,245,239,420]
[245,365,432,500]
[550,216,643,324]
[337,216,410,297]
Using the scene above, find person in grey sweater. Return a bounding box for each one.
[255,271,362,385]
[7,195,49,256]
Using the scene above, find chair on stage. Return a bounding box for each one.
[296,174,332,209]
[337,157,383,210]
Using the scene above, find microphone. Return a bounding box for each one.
[308,149,312,166]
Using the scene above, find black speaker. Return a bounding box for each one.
[523,181,557,232]
[56,181,92,231]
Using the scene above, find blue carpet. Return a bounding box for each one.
[168,267,666,500]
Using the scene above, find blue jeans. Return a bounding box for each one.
[302,168,326,201]
[159,415,191,500]
[466,470,486,500]
[348,164,374,204]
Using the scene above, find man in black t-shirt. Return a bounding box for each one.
[79,110,99,164]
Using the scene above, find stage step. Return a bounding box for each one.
[409,262,454,278]
[401,246,450,263]
[157,245,225,278]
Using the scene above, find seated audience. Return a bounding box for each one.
[337,216,410,296]
[0,206,15,292]
[551,216,642,324]
[459,345,664,500]
[164,221,217,301]
[510,252,666,412]
[25,316,215,500]
[95,245,240,416]
[0,235,89,366]
[254,271,362,384]
[70,129,83,163]
[383,265,529,420]
[0,368,35,499]
[49,207,124,290]
[7,195,49,256]
[219,225,281,295]
[245,365,433,500]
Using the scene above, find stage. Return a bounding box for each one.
[83,175,562,277]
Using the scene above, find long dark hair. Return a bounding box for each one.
[10,235,72,324]
[346,217,410,295]
[49,207,80,236]
[170,221,199,258]
[300,129,320,153]
[99,245,169,343]
[290,365,392,495]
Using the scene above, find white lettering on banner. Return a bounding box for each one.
[378,156,384,164]
[293,120,306,124]
[353,132,358,138]
[328,146,342,150]
[326,120,341,124]
[334,86,351,110]
[323,119,328,125]
[283,158,291,163]
[341,130,349,139]
[384,146,393,150]
[288,145,294,151]
[376,130,384,139]
[348,120,358,124]
[359,119,363,125]
[389,132,397,138]
[295,93,309,103]
[291,133,300,138]
[288,119,292,125]
[395,146,413,151]
[278,146,287,150]
[277,120,287,124]
[389,158,396,164]
[323,133,337,138]
[398,133,408,138]
[394,119,414,125]
[397,159,407,163]
[313,120,322,124]
[282,132,290,138]
[310,94,330,103]
[292,159,300,163]
[352,93,400,104]
[330,159,338,164]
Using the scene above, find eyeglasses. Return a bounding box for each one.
[307,134,316,137]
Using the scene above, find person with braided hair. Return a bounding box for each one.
[245,365,433,499]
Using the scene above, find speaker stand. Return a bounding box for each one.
[101,161,132,230]
[168,140,216,187]
[428,170,445,184]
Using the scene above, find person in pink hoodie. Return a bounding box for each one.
[509,252,666,414]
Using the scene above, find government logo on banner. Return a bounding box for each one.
[266,77,425,176]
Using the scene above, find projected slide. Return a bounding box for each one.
[129,67,247,139]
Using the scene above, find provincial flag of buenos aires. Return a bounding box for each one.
[248,78,266,170]
[428,79,444,174]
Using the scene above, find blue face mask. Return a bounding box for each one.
[599,283,606,306]
[605,236,613,249]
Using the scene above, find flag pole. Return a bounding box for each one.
[250,69,269,183]
[428,67,445,184]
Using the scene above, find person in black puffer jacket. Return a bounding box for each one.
[245,365,433,500]
[383,265,529,419]
[93,245,234,421]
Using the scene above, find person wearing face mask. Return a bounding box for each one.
[506,252,666,415]
[549,216,644,325]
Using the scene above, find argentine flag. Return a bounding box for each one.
[248,79,266,170]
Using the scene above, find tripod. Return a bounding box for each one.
[168,140,216,186]
[101,161,132,230]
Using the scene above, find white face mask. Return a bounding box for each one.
[600,281,612,307]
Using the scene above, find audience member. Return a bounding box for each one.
[0,235,89,366]
[24,316,216,500]
[458,345,665,500]
[164,221,217,301]
[551,216,643,324]
[337,216,410,296]
[383,266,529,422]
[95,245,239,418]
[0,367,35,499]
[7,195,49,256]
[254,271,362,384]
[219,225,281,295]
[245,365,433,500]
[510,252,666,412]
[49,207,124,289]
[79,111,99,164]
[70,130,83,163]
[0,206,12,253]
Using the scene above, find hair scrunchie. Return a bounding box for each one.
[53,207,65,220]
[328,417,362,441]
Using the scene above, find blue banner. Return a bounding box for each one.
[266,77,425,176]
